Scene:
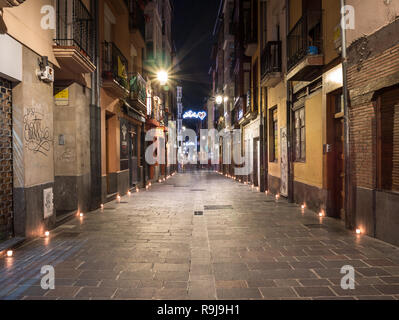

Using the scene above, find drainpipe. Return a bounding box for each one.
[340,0,353,229]
[286,0,294,203]
[259,82,265,192]
[90,0,102,210]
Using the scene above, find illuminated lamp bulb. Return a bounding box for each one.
[265,190,269,195]
[100,204,104,209]
[79,213,84,218]
[275,194,280,200]
[319,211,324,217]
[44,231,50,237]
[128,191,131,196]
[356,228,362,235]
[136,187,139,193]
[6,250,13,257]
[301,204,306,210]
[117,195,121,202]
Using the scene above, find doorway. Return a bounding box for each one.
[327,90,345,219]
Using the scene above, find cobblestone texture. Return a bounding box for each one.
[1,171,399,300]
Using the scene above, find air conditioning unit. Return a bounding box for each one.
[37,66,54,83]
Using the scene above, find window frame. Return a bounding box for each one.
[294,105,306,163]
[269,106,278,163]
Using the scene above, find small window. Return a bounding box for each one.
[294,107,306,162]
[269,107,278,162]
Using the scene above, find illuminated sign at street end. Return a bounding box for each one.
[183,110,207,120]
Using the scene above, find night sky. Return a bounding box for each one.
[172,0,220,114]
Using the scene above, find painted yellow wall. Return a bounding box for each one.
[293,90,323,188]
[289,0,302,30]
[99,0,130,176]
[3,0,59,67]
[267,81,287,179]
[322,0,341,65]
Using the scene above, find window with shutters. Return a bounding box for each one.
[377,86,399,192]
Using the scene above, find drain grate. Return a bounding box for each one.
[204,205,233,210]
[194,211,204,216]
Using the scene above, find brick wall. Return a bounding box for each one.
[347,42,399,189]
[0,78,13,240]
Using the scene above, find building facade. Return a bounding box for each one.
[0,0,176,241]
[209,0,399,247]
[345,0,399,246]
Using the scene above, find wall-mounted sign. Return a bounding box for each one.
[54,87,69,106]
[43,188,54,219]
[183,110,207,120]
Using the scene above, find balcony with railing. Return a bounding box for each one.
[54,0,96,74]
[261,41,282,87]
[287,10,324,81]
[128,72,147,114]
[102,41,129,98]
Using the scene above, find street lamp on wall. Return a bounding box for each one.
[157,70,169,86]
[215,95,229,105]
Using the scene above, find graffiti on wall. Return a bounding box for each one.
[23,109,52,156]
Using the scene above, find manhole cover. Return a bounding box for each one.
[204,205,233,210]
[194,211,203,216]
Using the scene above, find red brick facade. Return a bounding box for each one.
[347,42,399,189]
[0,78,13,240]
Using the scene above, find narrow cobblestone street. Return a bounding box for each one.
[1,171,399,300]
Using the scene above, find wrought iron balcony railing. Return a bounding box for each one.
[55,0,94,60]
[287,10,323,71]
[129,72,147,107]
[102,41,129,90]
[261,41,282,78]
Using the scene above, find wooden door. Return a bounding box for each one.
[334,117,345,220]
[327,91,345,219]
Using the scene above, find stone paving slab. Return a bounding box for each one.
[1,171,399,300]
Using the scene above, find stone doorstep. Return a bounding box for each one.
[0,236,26,257]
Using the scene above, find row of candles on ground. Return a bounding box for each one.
[217,170,363,235]
[4,174,182,258]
